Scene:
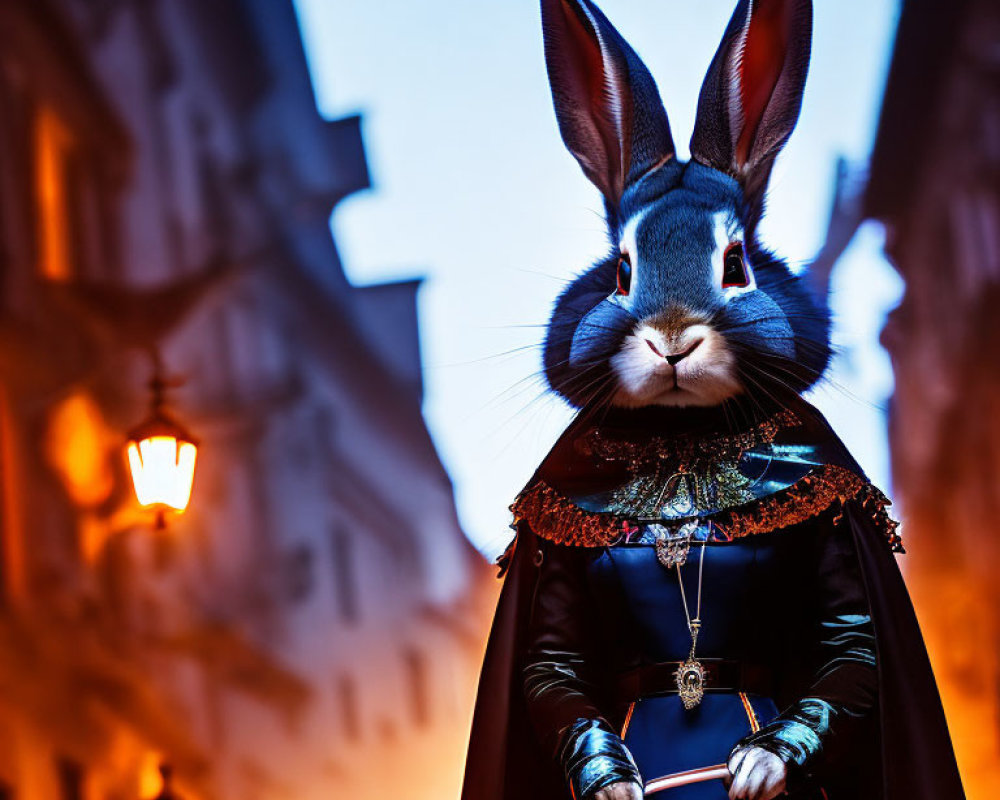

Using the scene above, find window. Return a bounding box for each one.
[329,525,359,623]
[284,544,314,605]
[403,646,430,727]
[337,673,361,741]
[0,6,128,286]
[55,758,83,800]
[0,401,5,606]
[34,105,77,280]
[0,386,16,607]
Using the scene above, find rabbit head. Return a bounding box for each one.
[540,0,830,411]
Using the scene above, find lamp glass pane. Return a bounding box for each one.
[127,435,197,511]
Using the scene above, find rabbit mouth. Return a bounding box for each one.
[609,322,743,408]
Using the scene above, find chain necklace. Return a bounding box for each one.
[673,531,708,709]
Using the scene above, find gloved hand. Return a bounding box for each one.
[557,717,643,799]
[729,697,834,784]
[595,781,644,800]
[725,745,788,800]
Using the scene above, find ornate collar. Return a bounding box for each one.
[579,409,801,473]
[502,407,903,569]
[510,465,901,550]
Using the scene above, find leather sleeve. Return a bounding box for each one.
[522,538,642,798]
[730,501,879,789]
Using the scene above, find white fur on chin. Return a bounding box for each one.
[609,322,742,407]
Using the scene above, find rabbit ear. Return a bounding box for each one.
[541,0,675,208]
[690,0,812,203]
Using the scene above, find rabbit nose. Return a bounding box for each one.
[645,337,703,365]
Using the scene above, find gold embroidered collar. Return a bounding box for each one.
[509,464,903,552]
[580,408,800,473]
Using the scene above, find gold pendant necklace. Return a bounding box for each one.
[672,532,708,709]
[654,521,699,567]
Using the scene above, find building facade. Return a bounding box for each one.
[0,2,494,799]
[865,0,1000,797]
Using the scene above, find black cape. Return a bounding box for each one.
[460,400,965,800]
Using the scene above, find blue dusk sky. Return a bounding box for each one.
[293,0,904,560]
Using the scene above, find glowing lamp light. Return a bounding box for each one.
[127,431,197,510]
[126,369,198,527]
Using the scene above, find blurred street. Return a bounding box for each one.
[0,2,495,798]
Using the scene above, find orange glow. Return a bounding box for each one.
[44,391,115,508]
[35,105,75,281]
[127,435,197,512]
[138,753,164,799]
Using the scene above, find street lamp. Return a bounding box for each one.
[126,363,198,529]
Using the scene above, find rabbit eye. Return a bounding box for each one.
[616,253,632,296]
[722,242,749,288]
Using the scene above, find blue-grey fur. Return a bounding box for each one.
[539,0,829,411]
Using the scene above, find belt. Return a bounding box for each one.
[614,659,775,702]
